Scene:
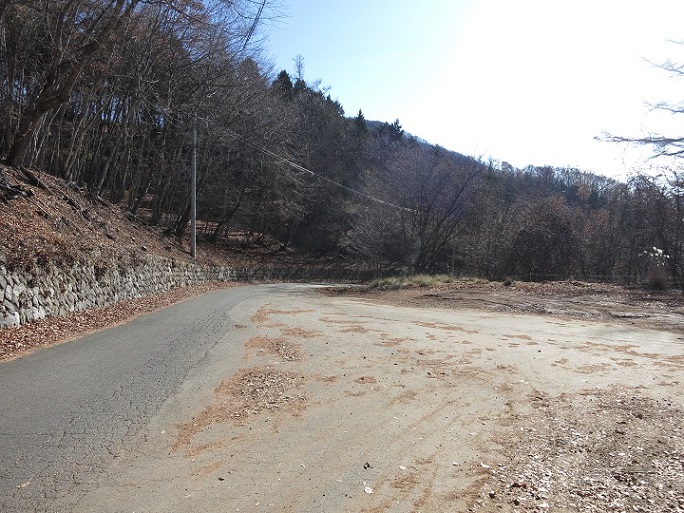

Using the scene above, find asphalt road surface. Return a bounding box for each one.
[0,284,268,512]
[1,284,682,512]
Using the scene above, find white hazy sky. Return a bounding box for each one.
[265,1,684,179]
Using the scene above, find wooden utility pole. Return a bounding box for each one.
[191,119,197,259]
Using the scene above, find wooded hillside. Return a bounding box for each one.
[1,1,683,288]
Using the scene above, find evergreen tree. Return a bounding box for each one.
[375,118,404,143]
[354,109,368,137]
[273,70,293,99]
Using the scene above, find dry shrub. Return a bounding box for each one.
[646,267,668,291]
[368,274,454,290]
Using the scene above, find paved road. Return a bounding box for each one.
[0,284,271,512]
[2,284,683,513]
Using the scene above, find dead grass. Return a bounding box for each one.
[367,274,458,290]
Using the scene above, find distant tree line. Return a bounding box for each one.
[1,0,684,289]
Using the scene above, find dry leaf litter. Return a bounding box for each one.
[472,389,684,512]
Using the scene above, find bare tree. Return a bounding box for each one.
[352,138,486,273]
[603,41,684,159]
[3,0,140,166]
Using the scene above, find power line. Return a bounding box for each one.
[222,127,418,213]
[242,0,266,50]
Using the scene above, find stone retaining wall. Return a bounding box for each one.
[0,256,375,328]
[0,256,237,328]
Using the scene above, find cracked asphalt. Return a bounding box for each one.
[0,285,264,512]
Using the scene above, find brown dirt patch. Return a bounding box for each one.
[340,325,371,333]
[245,335,304,361]
[313,374,338,383]
[279,327,322,339]
[378,334,409,346]
[392,469,421,490]
[174,366,306,451]
[413,320,479,334]
[319,316,372,325]
[250,308,314,324]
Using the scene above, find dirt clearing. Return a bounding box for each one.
[72,283,684,512]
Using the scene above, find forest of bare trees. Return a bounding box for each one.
[2,0,684,289]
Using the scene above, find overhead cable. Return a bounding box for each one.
[223,127,417,213]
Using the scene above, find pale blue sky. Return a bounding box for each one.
[266,1,684,178]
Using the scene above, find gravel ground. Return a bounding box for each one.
[341,281,684,512]
[350,279,684,333]
[472,389,684,513]
[3,280,684,512]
